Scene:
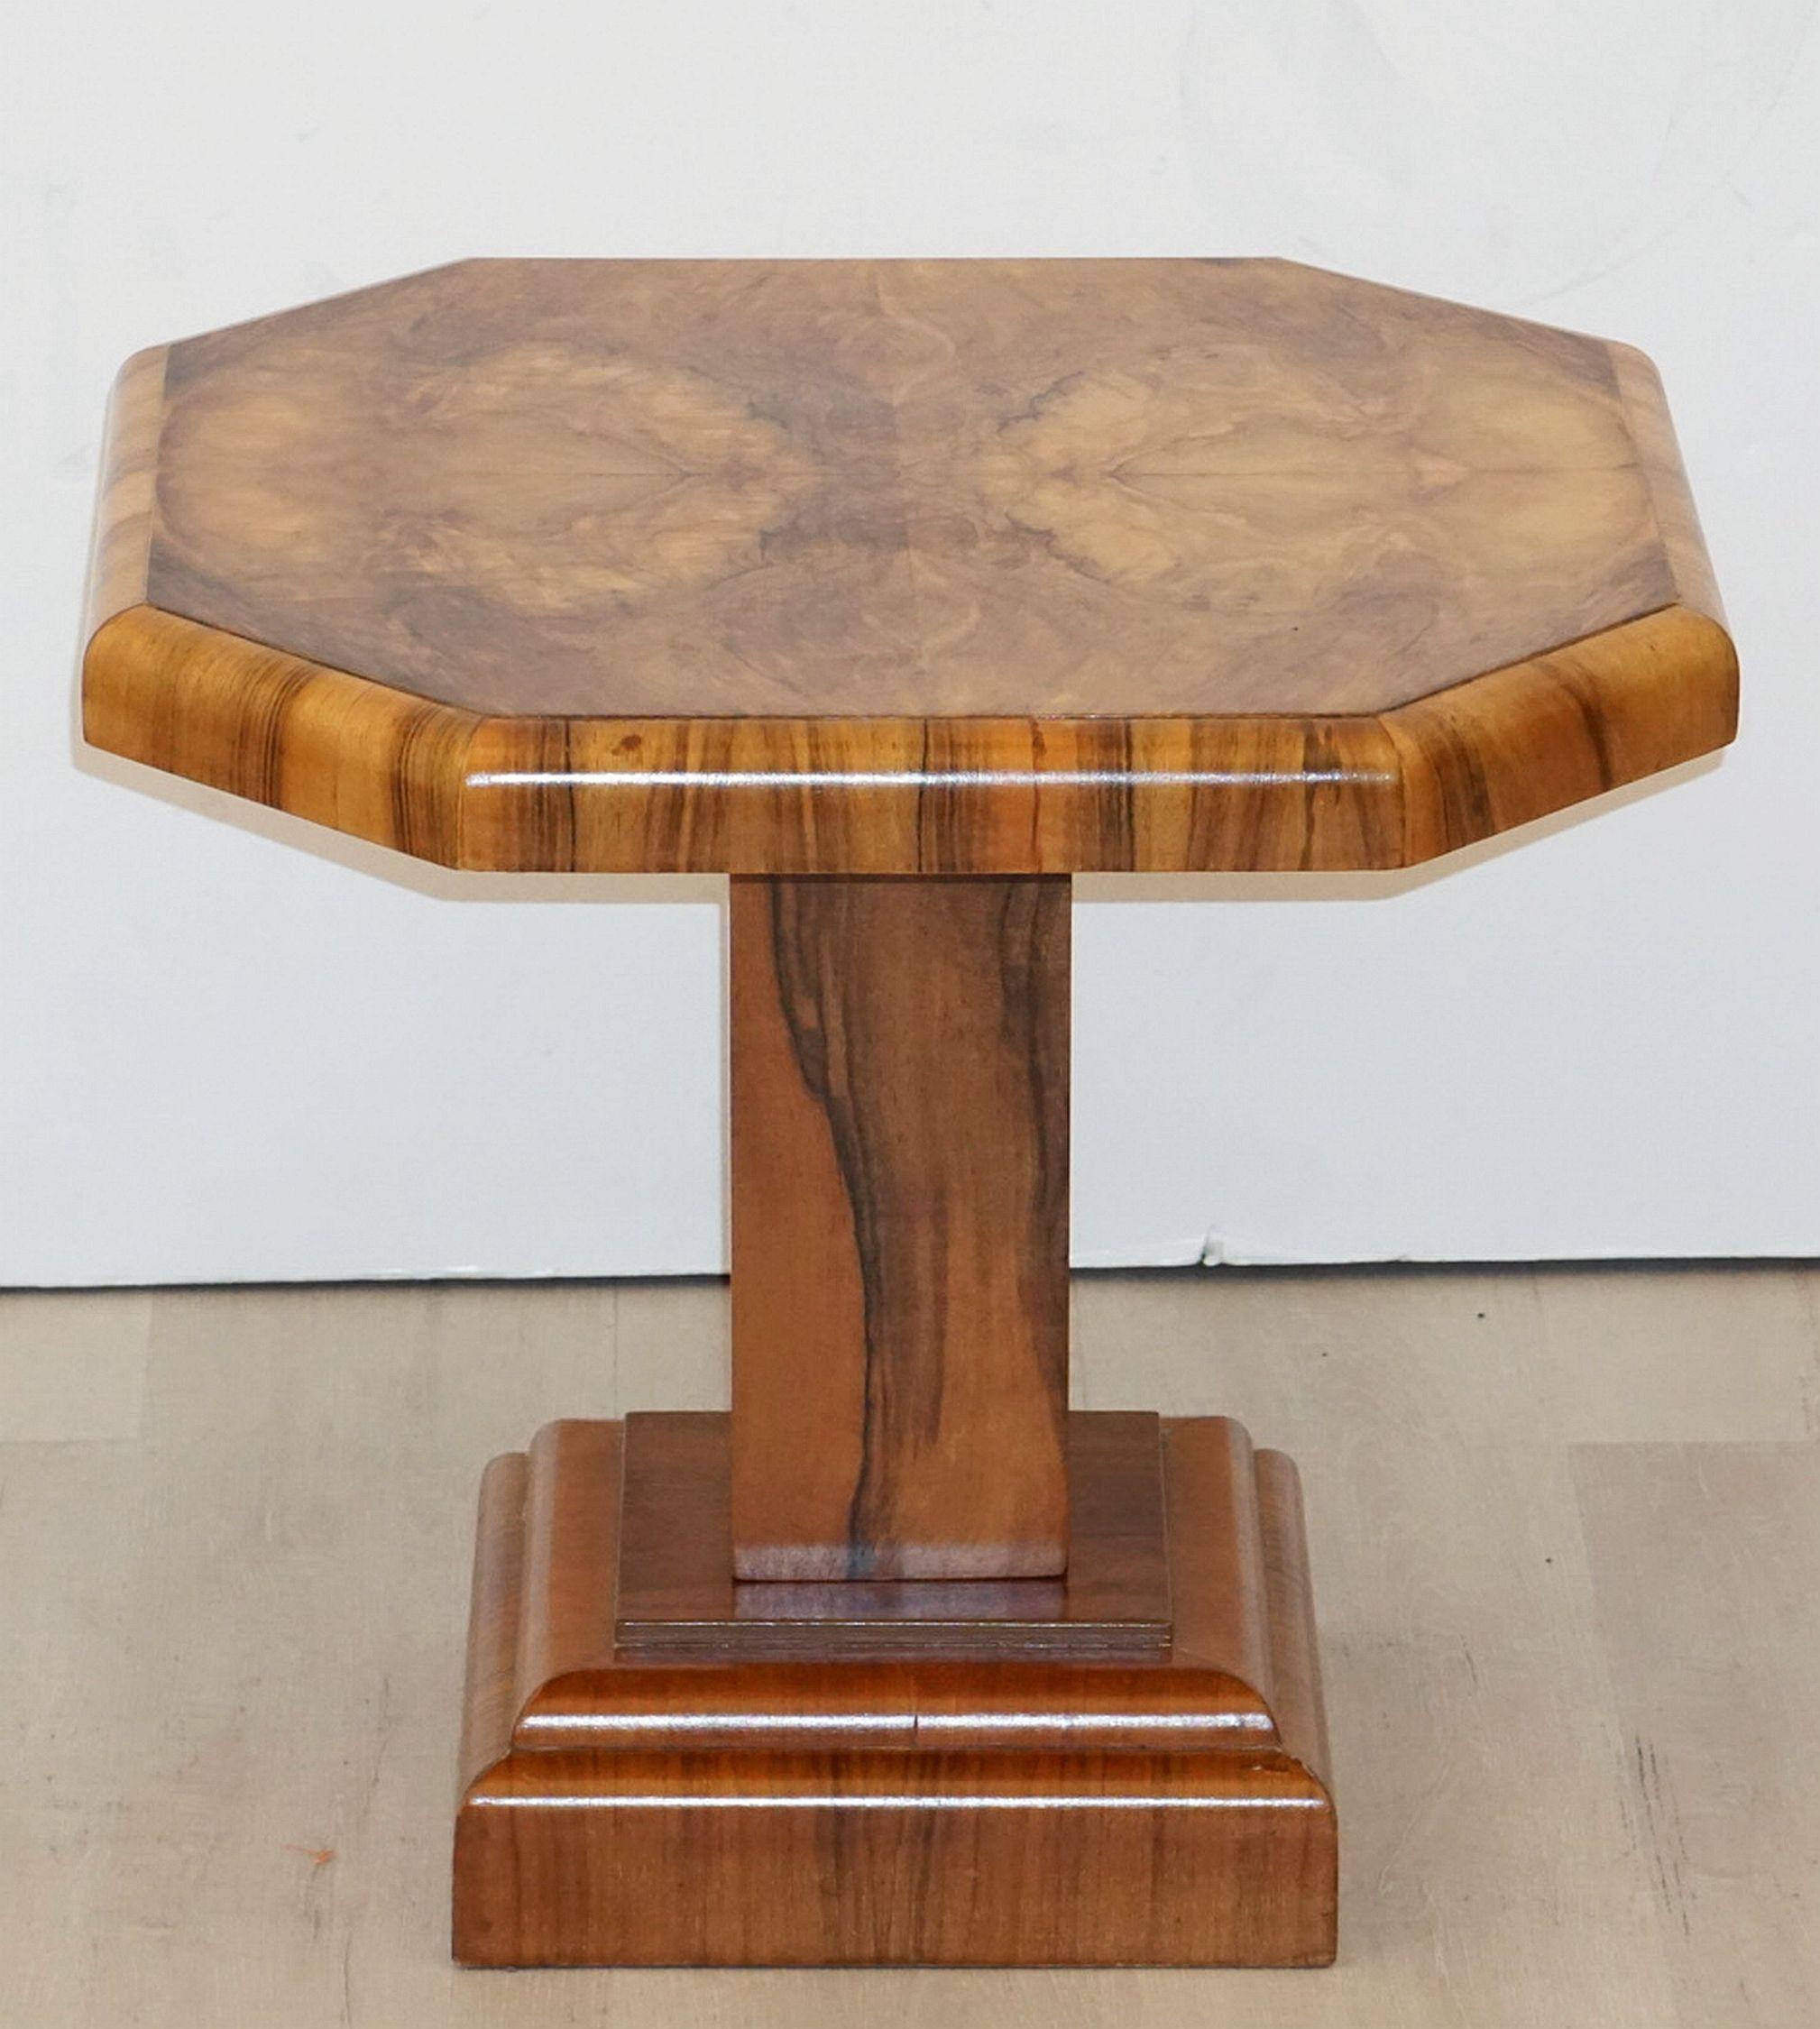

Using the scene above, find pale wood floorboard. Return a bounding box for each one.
[0,1288,152,1440]
[2,1265,1815,2026]
[1575,1440,1820,2029]
[1532,1264,1820,1445]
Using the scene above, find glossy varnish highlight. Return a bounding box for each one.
[619,1409,1170,1658]
[82,259,1737,876]
[455,1414,1337,1967]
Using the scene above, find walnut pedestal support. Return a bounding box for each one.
[730,875,1071,1582]
[453,875,1336,1966]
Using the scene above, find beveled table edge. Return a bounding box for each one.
[80,328,1736,877]
[81,599,1736,876]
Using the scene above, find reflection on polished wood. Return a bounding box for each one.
[455,1415,1335,1967]
[82,261,1735,875]
[618,1410,1169,1660]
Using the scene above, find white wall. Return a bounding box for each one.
[4,2,1816,1285]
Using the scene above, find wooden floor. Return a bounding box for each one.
[3,1266,1815,2026]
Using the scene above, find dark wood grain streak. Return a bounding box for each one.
[83,603,1734,875]
[730,875,1070,1581]
[81,260,1737,877]
[501,1412,1294,1754]
[615,1409,1170,1660]
[454,1410,1337,1967]
[128,259,1706,721]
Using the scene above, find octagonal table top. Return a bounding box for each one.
[82,258,1735,875]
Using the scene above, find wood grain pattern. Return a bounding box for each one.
[80,259,1737,877]
[616,1409,1169,1660]
[454,1411,1336,1967]
[729,874,1069,1580]
[81,602,1734,874]
[124,260,1704,719]
[499,1415,1291,1760]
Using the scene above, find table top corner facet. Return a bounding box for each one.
[81,257,1736,876]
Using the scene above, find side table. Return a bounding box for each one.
[80,258,1736,1967]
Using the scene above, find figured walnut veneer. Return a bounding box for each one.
[83,260,1734,876]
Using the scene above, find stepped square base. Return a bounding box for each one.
[454,1411,1337,1968]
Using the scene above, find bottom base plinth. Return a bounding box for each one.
[453,1413,1336,1968]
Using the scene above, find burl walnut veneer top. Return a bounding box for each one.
[82,258,1735,875]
